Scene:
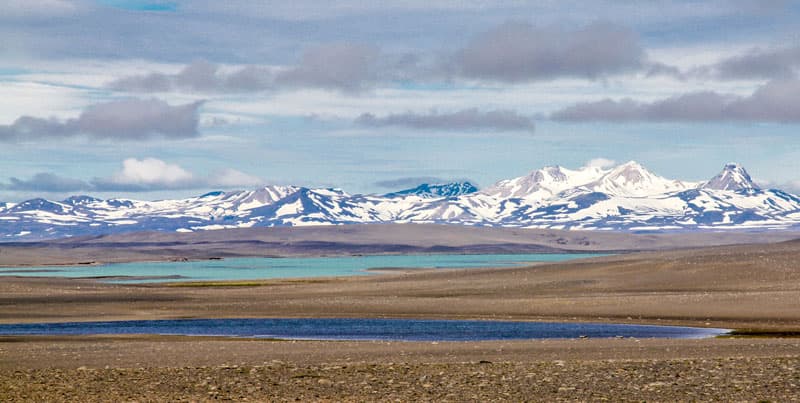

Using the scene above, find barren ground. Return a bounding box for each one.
[2,237,800,401]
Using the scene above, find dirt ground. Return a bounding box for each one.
[2,239,800,401]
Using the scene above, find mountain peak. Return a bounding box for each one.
[702,163,759,191]
[388,182,479,198]
[532,165,569,183]
[609,160,648,175]
[588,161,696,196]
[601,160,657,186]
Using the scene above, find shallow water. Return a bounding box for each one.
[0,318,728,341]
[0,253,605,283]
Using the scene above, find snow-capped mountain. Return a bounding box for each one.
[481,161,697,200]
[702,163,760,192]
[3,162,800,240]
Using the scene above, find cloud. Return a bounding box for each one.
[355,108,535,132]
[110,44,382,93]
[583,158,617,169]
[106,22,657,95]
[92,158,265,191]
[274,43,381,92]
[0,99,203,142]
[2,158,264,193]
[3,173,91,192]
[701,45,800,80]
[551,79,800,123]
[93,157,195,191]
[664,44,800,81]
[452,21,645,82]
[109,60,274,93]
[5,1,796,68]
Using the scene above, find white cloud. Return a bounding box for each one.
[110,158,195,187]
[89,157,265,191]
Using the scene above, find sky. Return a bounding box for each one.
[3,0,800,201]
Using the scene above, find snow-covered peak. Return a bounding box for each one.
[702,163,759,192]
[603,161,655,186]
[480,161,697,199]
[481,164,608,199]
[585,161,695,197]
[230,185,301,210]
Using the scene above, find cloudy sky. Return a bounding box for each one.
[3,0,800,201]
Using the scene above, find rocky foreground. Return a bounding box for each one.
[2,356,799,402]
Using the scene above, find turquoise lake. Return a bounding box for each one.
[0,253,604,283]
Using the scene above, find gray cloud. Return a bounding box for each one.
[4,1,796,67]
[106,21,663,95]
[0,99,203,142]
[702,45,800,80]
[109,61,274,93]
[452,21,645,82]
[551,79,800,123]
[274,43,381,92]
[356,108,535,132]
[4,173,91,192]
[111,44,401,94]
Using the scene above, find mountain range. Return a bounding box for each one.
[3,161,800,241]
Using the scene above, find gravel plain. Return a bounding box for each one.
[2,238,800,401]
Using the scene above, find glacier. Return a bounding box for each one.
[2,162,800,240]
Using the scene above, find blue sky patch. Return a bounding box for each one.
[98,0,177,12]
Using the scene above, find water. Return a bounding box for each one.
[0,253,604,283]
[0,318,728,341]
